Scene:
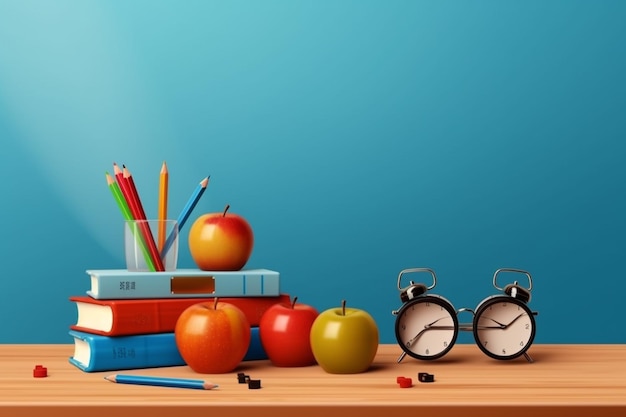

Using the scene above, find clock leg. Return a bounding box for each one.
[523,352,534,363]
[397,351,407,363]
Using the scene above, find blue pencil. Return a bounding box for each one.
[161,176,209,258]
[105,374,218,390]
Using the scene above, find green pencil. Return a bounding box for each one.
[106,172,156,272]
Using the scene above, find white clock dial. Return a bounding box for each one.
[473,296,535,360]
[395,296,458,360]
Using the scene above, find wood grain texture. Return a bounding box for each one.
[1,344,625,417]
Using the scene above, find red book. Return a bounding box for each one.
[69,294,291,336]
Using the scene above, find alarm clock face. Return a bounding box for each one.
[473,296,535,360]
[395,295,458,360]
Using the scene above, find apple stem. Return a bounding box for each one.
[214,297,219,309]
[292,296,298,309]
[341,299,346,316]
[223,204,230,217]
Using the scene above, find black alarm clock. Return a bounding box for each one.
[472,268,537,362]
[392,268,459,362]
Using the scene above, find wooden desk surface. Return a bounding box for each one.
[1,344,625,417]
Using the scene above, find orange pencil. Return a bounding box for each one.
[158,161,169,252]
[123,165,165,271]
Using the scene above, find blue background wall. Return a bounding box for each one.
[0,1,624,345]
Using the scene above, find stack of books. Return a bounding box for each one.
[68,268,287,372]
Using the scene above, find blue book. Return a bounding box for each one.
[86,268,280,300]
[69,327,267,372]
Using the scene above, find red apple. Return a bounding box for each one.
[310,299,379,374]
[188,204,254,271]
[259,296,319,367]
[175,298,251,373]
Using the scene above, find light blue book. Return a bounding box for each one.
[86,268,280,300]
[69,327,267,372]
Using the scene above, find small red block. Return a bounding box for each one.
[33,365,48,378]
[397,376,413,388]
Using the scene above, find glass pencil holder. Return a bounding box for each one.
[124,219,178,272]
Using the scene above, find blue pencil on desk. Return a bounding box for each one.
[161,175,210,258]
[105,374,218,390]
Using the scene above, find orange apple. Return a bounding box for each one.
[175,298,251,373]
[188,204,254,271]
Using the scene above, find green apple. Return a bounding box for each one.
[310,300,379,374]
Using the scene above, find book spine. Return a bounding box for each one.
[88,271,280,299]
[71,294,291,336]
[69,328,266,372]
[245,326,266,361]
[69,331,184,372]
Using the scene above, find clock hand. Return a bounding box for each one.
[479,312,528,329]
[481,317,506,328]
[396,316,454,364]
[501,312,527,328]
[405,316,451,347]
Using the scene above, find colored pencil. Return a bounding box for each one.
[122,165,150,221]
[161,176,209,258]
[114,163,163,271]
[105,172,156,272]
[123,165,165,271]
[104,374,218,390]
[112,162,144,233]
[106,171,133,221]
[158,161,169,252]
[113,163,136,214]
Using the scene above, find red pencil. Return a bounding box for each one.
[113,162,143,223]
[122,165,150,221]
[113,163,139,217]
[113,163,164,271]
[122,165,165,271]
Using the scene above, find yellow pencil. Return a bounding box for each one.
[158,161,169,251]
